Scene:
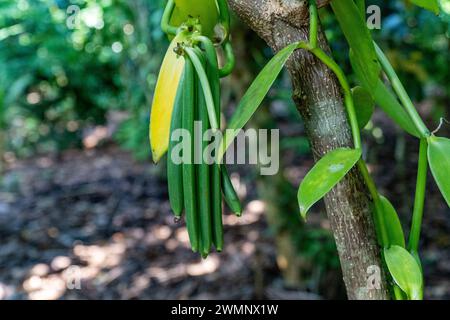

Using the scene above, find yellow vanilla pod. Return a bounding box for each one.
[171,0,219,38]
[150,32,187,163]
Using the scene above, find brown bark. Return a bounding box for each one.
[228,0,390,299]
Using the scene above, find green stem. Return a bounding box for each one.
[309,0,318,49]
[218,41,235,78]
[184,46,220,130]
[357,161,380,203]
[217,0,231,41]
[374,43,430,138]
[309,47,362,149]
[193,35,220,72]
[357,160,389,247]
[161,0,178,36]
[408,138,428,253]
[299,43,391,247]
[296,38,400,298]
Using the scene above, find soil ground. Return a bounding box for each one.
[0,133,449,300]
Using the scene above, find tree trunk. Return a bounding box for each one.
[228,0,390,299]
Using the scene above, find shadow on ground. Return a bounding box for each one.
[0,140,448,300]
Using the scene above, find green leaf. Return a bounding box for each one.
[298,148,362,219]
[349,50,420,137]
[384,245,423,300]
[372,80,420,137]
[409,0,440,14]
[428,136,450,208]
[354,0,366,17]
[352,86,374,129]
[350,50,420,137]
[331,0,380,90]
[218,42,299,160]
[375,196,406,248]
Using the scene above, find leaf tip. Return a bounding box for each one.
[299,206,308,221]
[151,149,162,163]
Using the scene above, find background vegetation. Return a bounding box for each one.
[0,0,448,299]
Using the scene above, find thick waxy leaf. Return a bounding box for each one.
[372,80,420,137]
[331,0,380,90]
[350,50,419,137]
[218,42,299,160]
[384,245,423,300]
[171,0,219,37]
[298,148,362,219]
[352,86,374,129]
[409,0,440,14]
[150,33,186,163]
[375,196,406,248]
[428,136,450,207]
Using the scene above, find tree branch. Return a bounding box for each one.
[228,0,390,299]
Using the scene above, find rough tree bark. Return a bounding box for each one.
[228,0,390,299]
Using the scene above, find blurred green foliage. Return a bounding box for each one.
[0,0,447,298]
[0,0,447,160]
[0,0,168,159]
[322,0,449,122]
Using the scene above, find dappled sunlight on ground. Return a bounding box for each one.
[223,200,265,226]
[0,146,448,299]
[0,147,286,299]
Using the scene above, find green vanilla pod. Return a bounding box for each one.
[167,66,186,217]
[221,165,242,216]
[182,55,199,252]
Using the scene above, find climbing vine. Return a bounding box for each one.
[149,0,450,300]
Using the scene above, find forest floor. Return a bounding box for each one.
[0,136,449,300]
